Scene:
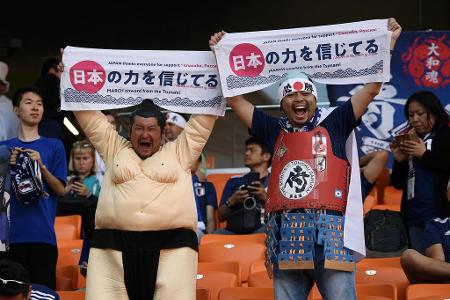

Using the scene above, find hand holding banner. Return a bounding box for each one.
[212,19,392,97]
[60,46,226,116]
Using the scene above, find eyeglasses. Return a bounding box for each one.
[0,277,30,290]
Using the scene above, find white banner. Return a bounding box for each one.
[60,46,226,116]
[213,19,392,97]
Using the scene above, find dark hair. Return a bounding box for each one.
[245,136,272,166]
[40,57,61,77]
[12,85,43,107]
[129,99,166,131]
[0,260,30,297]
[404,91,449,131]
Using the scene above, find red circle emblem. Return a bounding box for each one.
[69,60,106,94]
[293,81,304,91]
[229,43,265,78]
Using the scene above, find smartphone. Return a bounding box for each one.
[71,176,82,184]
[394,133,413,143]
[245,172,260,186]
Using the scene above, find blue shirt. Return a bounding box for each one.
[192,175,217,223]
[0,137,67,245]
[250,100,358,161]
[220,173,269,207]
[30,284,60,300]
[423,217,450,262]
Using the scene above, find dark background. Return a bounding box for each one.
[1,0,449,94]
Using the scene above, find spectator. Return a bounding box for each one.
[35,56,75,163]
[215,137,271,234]
[0,61,19,141]
[192,156,217,234]
[209,17,401,299]
[58,140,100,215]
[391,91,450,253]
[360,150,389,200]
[0,85,67,290]
[401,180,450,283]
[0,259,59,300]
[72,99,216,299]
[163,112,187,142]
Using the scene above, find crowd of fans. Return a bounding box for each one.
[0,48,448,298]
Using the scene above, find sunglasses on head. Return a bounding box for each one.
[73,141,93,148]
[0,277,30,290]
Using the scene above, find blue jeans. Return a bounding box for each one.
[408,225,425,254]
[273,245,356,300]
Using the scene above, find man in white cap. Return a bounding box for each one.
[0,61,19,141]
[210,18,402,300]
[164,112,187,142]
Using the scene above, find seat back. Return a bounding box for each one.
[196,271,238,300]
[196,288,211,300]
[406,283,450,300]
[356,266,409,300]
[218,287,274,300]
[57,290,86,300]
[199,241,265,282]
[200,233,266,246]
[198,261,242,285]
[382,186,403,206]
[55,215,82,239]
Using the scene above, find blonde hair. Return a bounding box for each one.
[68,140,97,174]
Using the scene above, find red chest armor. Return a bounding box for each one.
[266,126,350,213]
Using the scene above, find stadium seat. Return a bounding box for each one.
[406,283,450,300]
[56,241,84,290]
[197,288,211,300]
[382,186,403,206]
[249,260,266,275]
[55,215,82,240]
[371,204,401,212]
[199,241,265,282]
[57,290,85,300]
[196,271,238,300]
[218,287,274,300]
[206,173,243,206]
[200,233,266,246]
[198,261,242,285]
[308,283,396,300]
[248,271,272,288]
[356,266,409,300]
[364,188,378,215]
[356,257,401,270]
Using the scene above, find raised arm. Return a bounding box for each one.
[210,31,254,129]
[351,18,402,120]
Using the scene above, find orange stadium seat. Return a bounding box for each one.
[198,261,242,286]
[308,283,396,300]
[406,283,450,300]
[196,271,238,300]
[218,287,274,300]
[200,233,266,246]
[206,173,243,207]
[371,204,401,212]
[356,266,409,300]
[364,188,378,215]
[249,260,266,275]
[382,186,403,206]
[197,288,211,300]
[356,257,401,270]
[55,215,82,240]
[56,240,84,290]
[57,290,85,300]
[248,271,272,288]
[199,241,265,283]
